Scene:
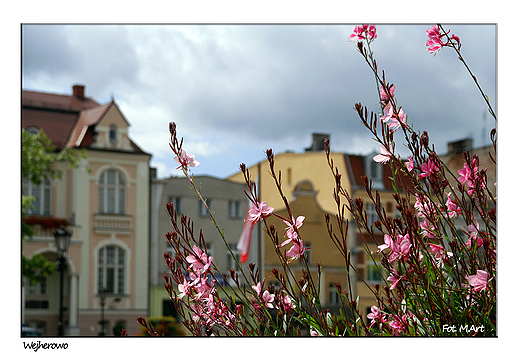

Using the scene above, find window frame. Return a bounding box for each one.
[23,178,52,216]
[199,199,212,216]
[99,169,126,215]
[98,245,126,295]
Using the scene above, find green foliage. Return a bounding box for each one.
[21,129,87,186]
[22,254,56,286]
[21,128,87,284]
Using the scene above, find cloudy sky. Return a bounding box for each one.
[22,23,496,179]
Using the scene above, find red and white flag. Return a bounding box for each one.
[237,174,259,264]
[237,214,255,264]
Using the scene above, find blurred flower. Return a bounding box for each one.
[247,201,274,224]
[348,24,377,43]
[405,156,414,172]
[373,144,392,164]
[418,158,438,178]
[466,270,489,292]
[174,149,200,170]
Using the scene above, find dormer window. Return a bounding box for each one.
[109,125,117,143]
[365,152,384,189]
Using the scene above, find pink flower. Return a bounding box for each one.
[445,192,461,218]
[282,294,295,312]
[389,314,408,335]
[457,162,477,184]
[405,156,414,172]
[465,270,489,292]
[367,305,385,327]
[426,25,443,54]
[414,194,437,218]
[380,85,395,102]
[174,149,200,170]
[429,243,453,267]
[247,201,274,224]
[426,25,461,55]
[178,276,193,299]
[279,215,305,245]
[374,234,395,253]
[348,24,377,43]
[464,222,483,248]
[251,280,275,308]
[418,158,438,179]
[419,219,438,239]
[286,239,308,262]
[387,268,404,290]
[380,104,406,131]
[186,245,213,274]
[373,144,392,164]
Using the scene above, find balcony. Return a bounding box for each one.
[93,214,132,234]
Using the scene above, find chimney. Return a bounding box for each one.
[447,138,473,154]
[305,133,330,152]
[72,84,85,99]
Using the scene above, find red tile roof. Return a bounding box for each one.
[21,86,149,155]
[344,154,413,192]
[22,89,100,112]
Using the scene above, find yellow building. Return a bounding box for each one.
[226,134,409,327]
[22,85,150,336]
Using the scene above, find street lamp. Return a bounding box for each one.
[99,287,107,336]
[54,225,72,337]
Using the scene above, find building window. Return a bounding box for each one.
[199,199,212,216]
[99,169,125,214]
[367,203,377,227]
[27,277,47,296]
[168,196,182,215]
[329,283,341,305]
[367,253,383,283]
[109,125,117,143]
[228,200,241,218]
[23,178,51,216]
[98,246,125,294]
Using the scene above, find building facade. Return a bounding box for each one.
[149,175,252,320]
[226,133,411,325]
[22,85,150,336]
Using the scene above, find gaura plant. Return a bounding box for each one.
[136,24,496,337]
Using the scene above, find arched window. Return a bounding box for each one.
[23,178,51,216]
[99,169,125,214]
[98,245,125,294]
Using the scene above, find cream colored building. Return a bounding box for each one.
[22,85,150,336]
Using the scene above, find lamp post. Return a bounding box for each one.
[54,225,72,337]
[99,287,106,336]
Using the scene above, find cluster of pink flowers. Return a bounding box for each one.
[376,233,411,264]
[178,245,235,331]
[380,103,407,132]
[425,24,461,55]
[348,24,377,43]
[251,279,295,313]
[279,215,307,262]
[458,158,487,196]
